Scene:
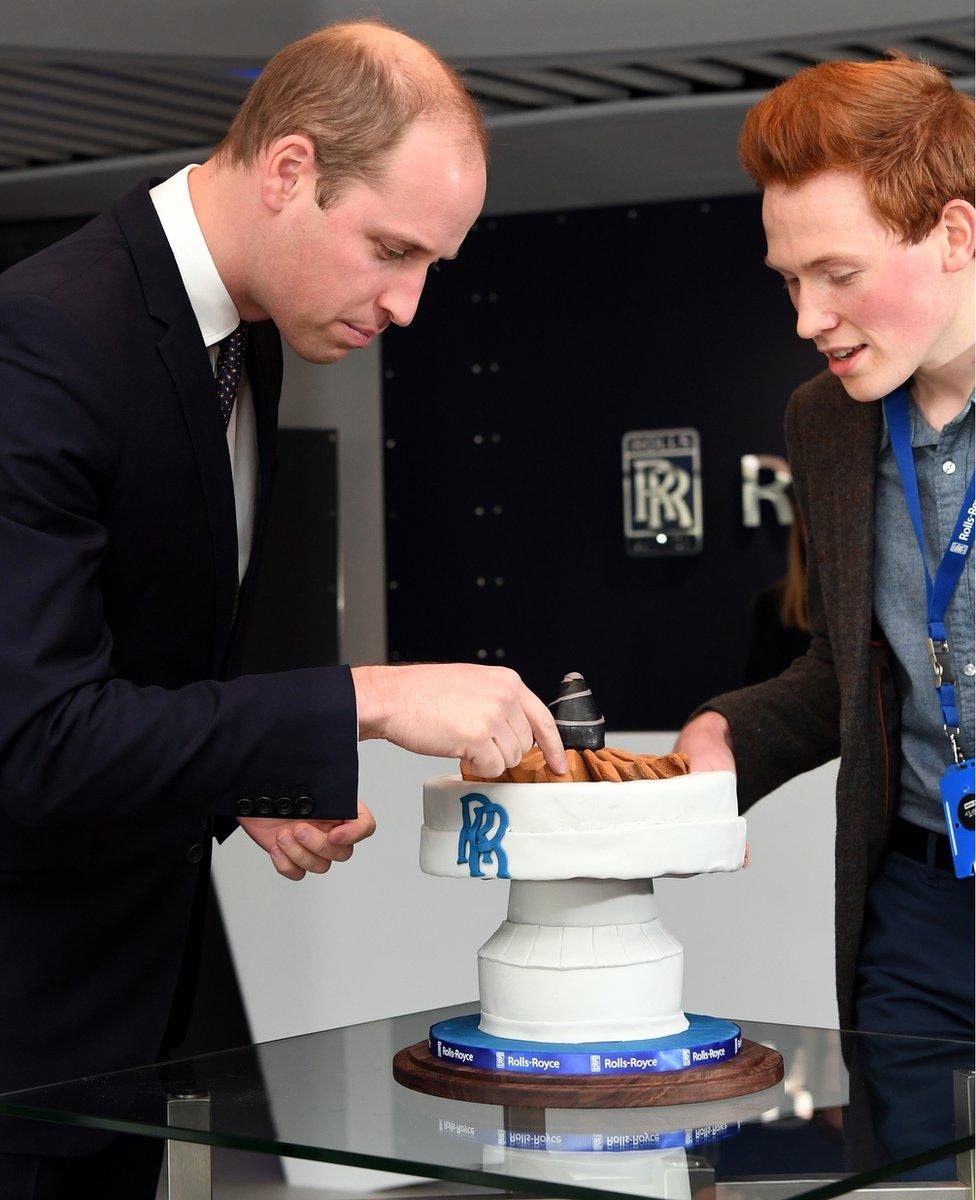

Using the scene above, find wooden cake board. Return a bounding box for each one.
[393,1037,783,1109]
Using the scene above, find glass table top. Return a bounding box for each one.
[0,1005,971,1200]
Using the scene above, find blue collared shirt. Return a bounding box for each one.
[874,391,975,832]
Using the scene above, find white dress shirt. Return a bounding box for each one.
[149,165,258,584]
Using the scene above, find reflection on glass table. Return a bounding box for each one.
[0,1005,971,1200]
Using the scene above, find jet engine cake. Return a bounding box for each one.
[393,674,783,1108]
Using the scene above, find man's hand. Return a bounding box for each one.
[675,712,748,865]
[351,664,568,779]
[674,711,736,773]
[238,801,377,882]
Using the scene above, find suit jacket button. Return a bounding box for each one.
[256,795,274,815]
[275,796,294,817]
[186,844,205,865]
[296,795,313,816]
[236,797,254,816]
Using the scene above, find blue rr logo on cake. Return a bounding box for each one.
[457,794,510,878]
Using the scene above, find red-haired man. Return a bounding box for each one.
[677,54,973,1169]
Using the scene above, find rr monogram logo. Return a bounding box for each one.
[457,794,510,878]
[622,428,703,555]
[632,458,694,529]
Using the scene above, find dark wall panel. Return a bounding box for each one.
[0,215,91,271]
[382,193,823,729]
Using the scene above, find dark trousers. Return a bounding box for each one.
[853,841,975,1180]
[0,1132,163,1199]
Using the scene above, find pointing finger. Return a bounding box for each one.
[520,684,568,775]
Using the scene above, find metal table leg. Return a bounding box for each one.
[954,1068,974,1189]
[166,1093,213,1200]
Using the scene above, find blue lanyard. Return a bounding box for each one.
[883,387,975,755]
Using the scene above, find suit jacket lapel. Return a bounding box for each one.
[113,181,240,675]
[246,320,280,546]
[157,313,239,672]
[823,388,882,660]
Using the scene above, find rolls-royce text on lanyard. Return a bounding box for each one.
[884,387,975,878]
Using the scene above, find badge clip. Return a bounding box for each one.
[927,637,956,687]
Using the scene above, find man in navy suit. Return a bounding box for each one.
[0,20,567,1198]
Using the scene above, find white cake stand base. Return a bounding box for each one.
[478,879,688,1043]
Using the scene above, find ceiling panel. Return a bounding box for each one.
[0,11,970,213]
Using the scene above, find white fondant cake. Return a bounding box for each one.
[479,879,688,1041]
[419,770,745,1046]
[421,771,744,880]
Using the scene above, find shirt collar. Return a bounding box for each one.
[878,386,974,452]
[149,165,240,348]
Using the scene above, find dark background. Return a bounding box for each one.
[382,193,822,727]
[0,216,90,271]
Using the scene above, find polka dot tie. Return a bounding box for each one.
[215,322,248,430]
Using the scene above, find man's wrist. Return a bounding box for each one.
[686,709,733,748]
[350,665,397,741]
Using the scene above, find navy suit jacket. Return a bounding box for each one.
[0,181,358,1152]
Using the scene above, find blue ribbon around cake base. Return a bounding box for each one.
[429,1013,742,1076]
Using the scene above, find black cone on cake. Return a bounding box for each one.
[548,672,606,752]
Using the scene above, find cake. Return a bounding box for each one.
[419,674,746,1050]
[393,673,785,1109]
[422,771,742,1044]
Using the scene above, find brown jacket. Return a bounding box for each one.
[703,369,900,1031]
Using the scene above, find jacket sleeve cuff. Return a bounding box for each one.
[216,664,359,823]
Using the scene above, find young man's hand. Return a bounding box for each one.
[351,663,568,779]
[675,713,748,865]
[674,711,736,773]
[238,801,377,881]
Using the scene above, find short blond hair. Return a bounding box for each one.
[215,19,488,209]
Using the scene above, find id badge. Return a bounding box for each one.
[941,759,976,878]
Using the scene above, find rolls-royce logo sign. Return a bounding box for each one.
[623,434,794,556]
[622,429,703,557]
